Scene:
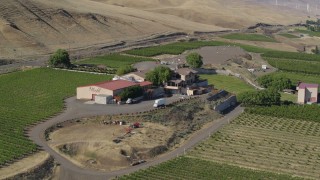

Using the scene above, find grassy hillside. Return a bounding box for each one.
[0,68,110,166]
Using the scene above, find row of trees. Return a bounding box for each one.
[49,49,203,72]
[257,75,292,91]
[238,90,281,106]
[306,20,320,32]
[246,105,320,122]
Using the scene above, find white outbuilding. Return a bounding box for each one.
[95,94,113,104]
[262,65,267,70]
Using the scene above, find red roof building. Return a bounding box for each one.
[77,80,152,100]
[79,80,137,91]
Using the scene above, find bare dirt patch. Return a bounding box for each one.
[156,46,249,66]
[49,122,174,171]
[0,151,50,179]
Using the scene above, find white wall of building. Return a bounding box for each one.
[77,86,114,100]
[298,88,306,104]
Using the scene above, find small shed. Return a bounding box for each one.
[262,65,267,70]
[95,94,113,105]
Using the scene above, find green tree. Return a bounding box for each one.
[257,75,292,91]
[119,86,143,100]
[186,53,203,68]
[238,89,281,106]
[49,49,71,68]
[146,66,172,86]
[116,66,135,76]
[312,46,320,55]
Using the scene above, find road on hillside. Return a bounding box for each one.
[28,97,244,180]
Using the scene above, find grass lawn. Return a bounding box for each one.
[188,113,320,179]
[280,92,297,103]
[221,33,277,42]
[278,33,299,38]
[76,54,155,68]
[200,74,254,95]
[120,156,301,180]
[0,68,110,166]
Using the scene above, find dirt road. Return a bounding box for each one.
[28,96,244,180]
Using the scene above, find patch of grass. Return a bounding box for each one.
[278,33,299,38]
[76,54,155,68]
[222,33,277,42]
[280,93,297,103]
[188,113,320,179]
[296,29,320,37]
[125,41,273,57]
[119,156,300,180]
[0,68,110,166]
[200,74,254,95]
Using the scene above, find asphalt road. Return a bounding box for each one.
[28,97,244,180]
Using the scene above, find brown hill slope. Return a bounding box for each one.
[0,0,315,59]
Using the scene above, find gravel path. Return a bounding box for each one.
[28,96,244,180]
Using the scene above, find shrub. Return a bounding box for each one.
[116,66,135,76]
[257,75,292,91]
[49,49,71,68]
[119,86,143,101]
[186,52,203,68]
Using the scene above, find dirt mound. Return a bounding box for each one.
[50,122,174,171]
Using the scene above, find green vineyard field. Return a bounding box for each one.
[0,68,110,166]
[188,113,320,179]
[125,41,272,57]
[119,156,300,180]
[266,58,320,75]
[76,54,155,68]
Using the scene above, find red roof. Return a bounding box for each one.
[80,80,137,91]
[298,83,319,89]
[138,81,152,87]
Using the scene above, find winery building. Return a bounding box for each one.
[77,80,152,100]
